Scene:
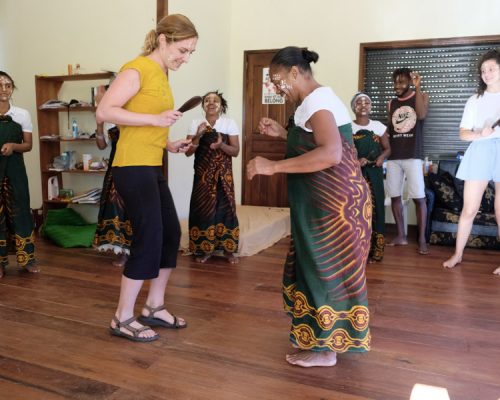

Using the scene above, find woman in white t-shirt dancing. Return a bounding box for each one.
[247,47,371,368]
[443,49,500,274]
[185,91,240,264]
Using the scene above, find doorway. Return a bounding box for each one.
[242,50,295,207]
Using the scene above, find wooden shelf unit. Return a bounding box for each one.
[36,72,114,213]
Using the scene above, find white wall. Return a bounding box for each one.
[2,0,499,222]
[0,0,156,221]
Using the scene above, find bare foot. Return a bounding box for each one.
[388,237,408,246]
[23,263,40,273]
[286,351,337,367]
[493,267,500,275]
[112,253,128,267]
[225,253,239,264]
[195,253,212,263]
[418,242,429,255]
[443,254,462,269]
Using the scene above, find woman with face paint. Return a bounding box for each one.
[0,71,39,278]
[351,92,391,262]
[442,49,500,273]
[247,47,371,367]
[185,91,240,264]
[97,14,197,342]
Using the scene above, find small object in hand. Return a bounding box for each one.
[177,96,202,113]
[492,118,500,129]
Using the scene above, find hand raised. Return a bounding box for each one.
[258,117,283,138]
[196,122,208,135]
[247,156,276,180]
[411,72,422,88]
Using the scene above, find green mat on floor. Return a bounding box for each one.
[41,208,96,248]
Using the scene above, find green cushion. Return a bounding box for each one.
[42,208,96,248]
[43,224,97,248]
[43,208,88,226]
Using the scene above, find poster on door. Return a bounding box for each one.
[262,67,284,105]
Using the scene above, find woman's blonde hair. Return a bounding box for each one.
[142,14,198,56]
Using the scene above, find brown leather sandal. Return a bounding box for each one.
[138,304,187,329]
[109,316,159,342]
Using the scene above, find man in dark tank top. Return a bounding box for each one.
[385,67,430,255]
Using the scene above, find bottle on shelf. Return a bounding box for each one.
[72,119,78,138]
[424,156,430,175]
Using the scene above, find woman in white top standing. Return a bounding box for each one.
[351,92,391,262]
[443,49,500,273]
[247,47,371,368]
[0,71,39,277]
[185,91,240,264]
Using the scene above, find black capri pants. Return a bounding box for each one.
[112,166,181,280]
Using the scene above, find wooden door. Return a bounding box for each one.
[242,50,295,207]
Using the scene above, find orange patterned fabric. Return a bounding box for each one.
[189,128,239,256]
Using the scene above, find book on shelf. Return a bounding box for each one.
[69,100,92,107]
[40,135,60,140]
[71,188,101,204]
[40,99,92,109]
[40,99,69,109]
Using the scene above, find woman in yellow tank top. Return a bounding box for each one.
[97,14,197,342]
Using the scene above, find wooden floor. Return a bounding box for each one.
[1,230,500,400]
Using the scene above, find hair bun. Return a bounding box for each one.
[302,49,319,64]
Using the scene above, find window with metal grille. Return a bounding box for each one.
[359,36,500,159]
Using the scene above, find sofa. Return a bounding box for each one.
[427,159,500,250]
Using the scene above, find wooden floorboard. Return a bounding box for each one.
[0,231,499,400]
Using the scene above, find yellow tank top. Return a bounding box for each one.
[112,56,174,166]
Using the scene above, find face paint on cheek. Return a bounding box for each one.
[271,73,292,97]
[279,80,292,91]
[277,80,293,99]
[0,77,13,91]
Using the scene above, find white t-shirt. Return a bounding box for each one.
[294,86,351,132]
[460,91,500,140]
[102,122,116,145]
[352,120,386,137]
[188,116,239,136]
[5,104,33,132]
